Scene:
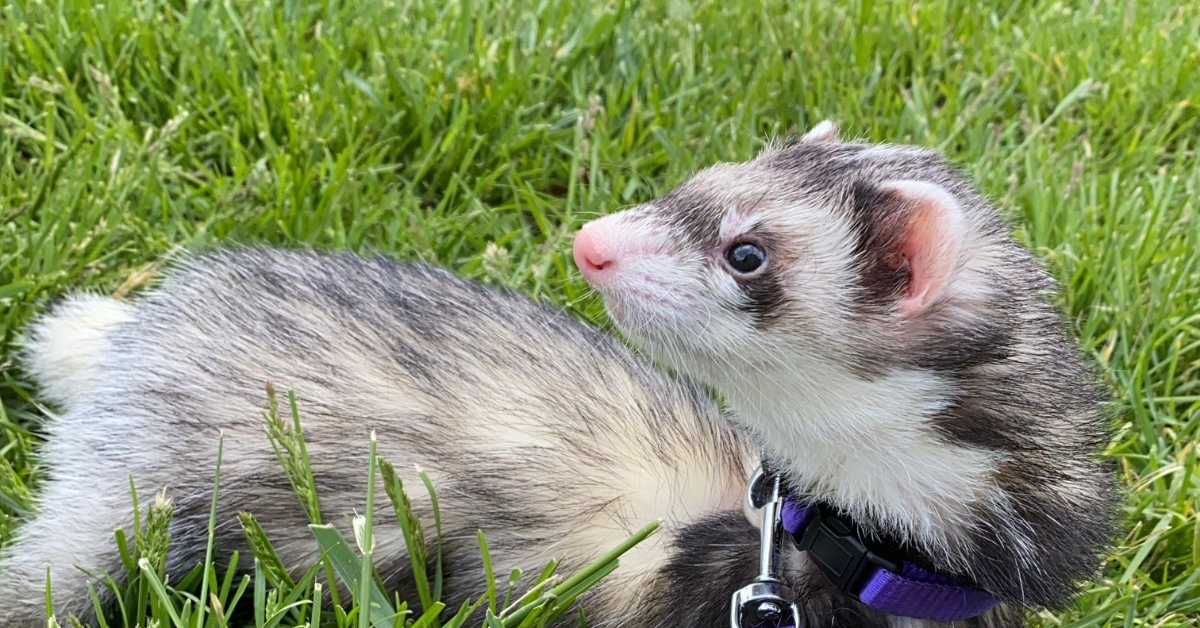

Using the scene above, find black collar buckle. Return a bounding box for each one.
[790,504,902,598]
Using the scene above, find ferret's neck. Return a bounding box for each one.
[713,357,1004,556]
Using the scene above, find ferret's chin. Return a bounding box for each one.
[596,287,745,374]
[601,299,682,355]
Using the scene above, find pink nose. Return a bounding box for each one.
[573,219,619,285]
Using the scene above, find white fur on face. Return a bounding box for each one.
[592,185,870,369]
[592,207,758,360]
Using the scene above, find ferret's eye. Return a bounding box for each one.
[725,243,766,274]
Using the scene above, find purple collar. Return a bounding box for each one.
[781,497,1000,622]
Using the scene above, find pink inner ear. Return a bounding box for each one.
[886,181,965,318]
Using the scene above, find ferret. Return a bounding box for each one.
[0,250,760,628]
[0,122,1114,628]
[574,121,1117,622]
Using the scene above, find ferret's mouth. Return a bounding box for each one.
[590,283,713,358]
[592,287,648,331]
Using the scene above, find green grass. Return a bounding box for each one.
[1,0,1198,625]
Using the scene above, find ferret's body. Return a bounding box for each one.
[1,250,763,627]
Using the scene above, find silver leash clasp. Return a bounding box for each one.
[730,467,803,628]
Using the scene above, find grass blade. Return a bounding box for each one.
[417,467,444,604]
[309,523,396,628]
[196,432,224,628]
[359,432,379,628]
[238,512,298,592]
[479,531,497,614]
[137,558,185,628]
[379,460,433,611]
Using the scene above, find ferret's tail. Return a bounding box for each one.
[19,293,134,410]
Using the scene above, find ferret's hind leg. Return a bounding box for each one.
[0,470,133,627]
[18,293,134,411]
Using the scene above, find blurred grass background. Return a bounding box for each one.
[1,0,1198,625]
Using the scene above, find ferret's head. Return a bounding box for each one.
[574,121,1115,609]
[574,120,1014,383]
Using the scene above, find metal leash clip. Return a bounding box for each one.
[730,467,804,628]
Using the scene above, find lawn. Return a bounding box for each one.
[1,0,1198,625]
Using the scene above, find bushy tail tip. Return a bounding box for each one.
[19,293,133,410]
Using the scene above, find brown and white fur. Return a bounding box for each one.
[1,250,760,627]
[574,121,1117,623]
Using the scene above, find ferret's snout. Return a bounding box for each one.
[573,217,620,286]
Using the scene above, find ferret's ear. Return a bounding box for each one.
[854,180,964,319]
[800,120,839,143]
[876,180,966,318]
